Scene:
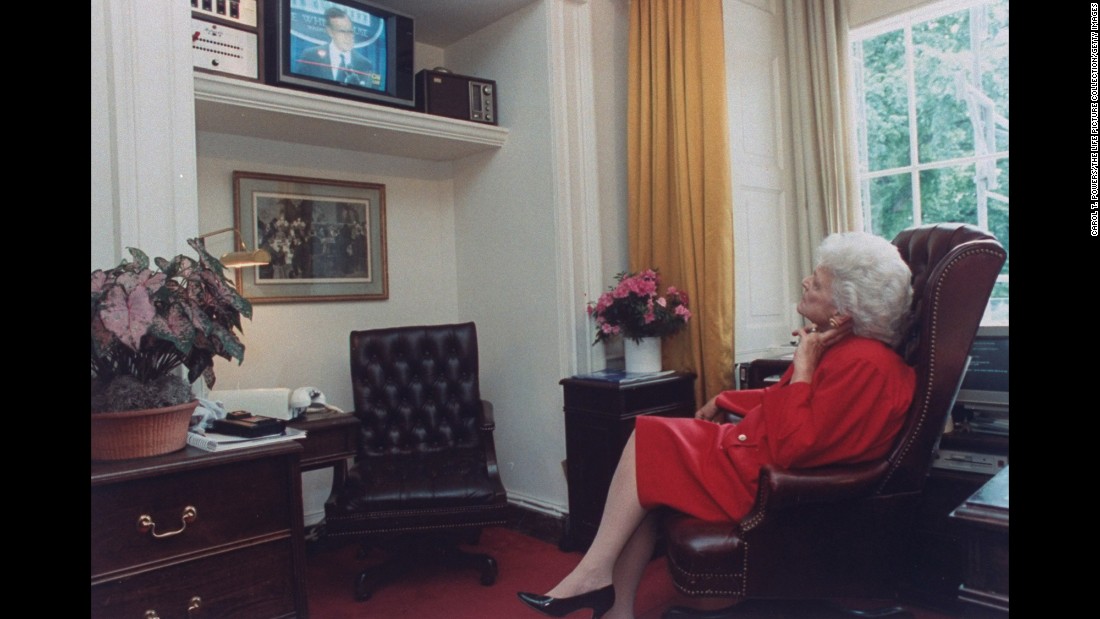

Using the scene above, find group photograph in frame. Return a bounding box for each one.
[233,171,388,303]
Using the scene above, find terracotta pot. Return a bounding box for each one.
[90,400,199,461]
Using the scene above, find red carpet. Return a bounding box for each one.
[306,526,680,618]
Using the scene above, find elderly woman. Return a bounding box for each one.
[518,232,917,619]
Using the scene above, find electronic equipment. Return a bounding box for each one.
[264,0,415,109]
[191,18,259,79]
[955,325,1009,409]
[192,0,258,28]
[931,447,1008,475]
[416,69,498,125]
[952,325,1009,435]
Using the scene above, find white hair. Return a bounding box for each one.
[816,232,913,347]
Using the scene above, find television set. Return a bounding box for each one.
[265,0,415,109]
[955,325,1009,410]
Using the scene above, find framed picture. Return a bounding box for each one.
[232,171,388,303]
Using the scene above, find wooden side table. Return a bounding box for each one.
[288,409,360,490]
[949,465,1009,616]
[559,372,697,551]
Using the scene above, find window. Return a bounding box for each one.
[850,0,1008,324]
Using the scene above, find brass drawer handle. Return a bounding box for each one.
[143,596,200,619]
[137,505,197,539]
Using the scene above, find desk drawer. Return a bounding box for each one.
[91,539,299,619]
[91,455,296,577]
[297,424,356,466]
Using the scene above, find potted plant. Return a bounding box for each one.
[90,238,253,460]
[587,269,691,372]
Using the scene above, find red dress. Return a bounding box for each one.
[635,336,915,523]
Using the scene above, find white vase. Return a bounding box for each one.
[624,337,662,373]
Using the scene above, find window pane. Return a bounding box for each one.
[913,9,974,162]
[851,0,1007,326]
[866,174,913,240]
[981,0,1010,152]
[985,280,1008,324]
[989,158,1008,276]
[919,163,976,225]
[856,30,910,172]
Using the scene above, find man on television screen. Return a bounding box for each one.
[295,6,374,87]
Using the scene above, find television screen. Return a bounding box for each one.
[266,0,414,108]
[955,325,1009,408]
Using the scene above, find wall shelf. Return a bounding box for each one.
[194,73,508,161]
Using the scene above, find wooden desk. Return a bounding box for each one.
[950,465,1009,616]
[91,442,309,618]
[902,428,1008,612]
[558,372,696,550]
[288,409,359,491]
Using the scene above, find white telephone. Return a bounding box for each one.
[289,387,345,419]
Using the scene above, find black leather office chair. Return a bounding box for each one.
[660,223,1006,618]
[324,322,510,601]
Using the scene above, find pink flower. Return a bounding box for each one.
[587,268,690,344]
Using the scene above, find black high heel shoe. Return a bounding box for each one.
[516,585,615,619]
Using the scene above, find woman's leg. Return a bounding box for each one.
[545,431,649,600]
[603,511,658,619]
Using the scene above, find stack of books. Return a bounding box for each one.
[187,426,306,452]
[572,369,676,384]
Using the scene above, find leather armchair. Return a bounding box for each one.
[661,224,1006,618]
[324,322,510,601]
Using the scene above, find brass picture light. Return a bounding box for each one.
[196,227,272,268]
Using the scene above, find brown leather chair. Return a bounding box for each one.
[324,322,510,601]
[661,224,1006,618]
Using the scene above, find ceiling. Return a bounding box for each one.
[378,0,540,47]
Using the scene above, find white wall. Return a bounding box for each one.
[91,0,200,268]
[197,133,462,413]
[446,2,570,513]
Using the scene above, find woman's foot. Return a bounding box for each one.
[516,584,615,618]
[544,563,612,600]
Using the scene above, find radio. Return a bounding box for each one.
[416,69,498,125]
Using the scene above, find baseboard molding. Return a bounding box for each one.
[507,493,567,519]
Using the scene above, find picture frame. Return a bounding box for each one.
[232,171,388,303]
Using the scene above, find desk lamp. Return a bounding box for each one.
[197,227,272,268]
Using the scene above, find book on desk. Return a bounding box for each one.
[571,369,677,384]
[187,426,307,452]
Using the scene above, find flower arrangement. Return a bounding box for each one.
[90,239,253,413]
[587,269,691,344]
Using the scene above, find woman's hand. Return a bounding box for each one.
[695,396,722,422]
[790,319,853,384]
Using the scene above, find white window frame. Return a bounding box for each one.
[849,0,1008,324]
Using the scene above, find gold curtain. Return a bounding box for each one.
[628,0,734,407]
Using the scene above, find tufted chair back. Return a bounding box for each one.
[879,223,1006,496]
[325,322,509,601]
[660,224,1005,617]
[351,321,485,458]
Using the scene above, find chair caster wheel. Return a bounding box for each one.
[354,572,374,602]
[480,556,498,586]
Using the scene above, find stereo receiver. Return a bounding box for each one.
[416,69,498,125]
